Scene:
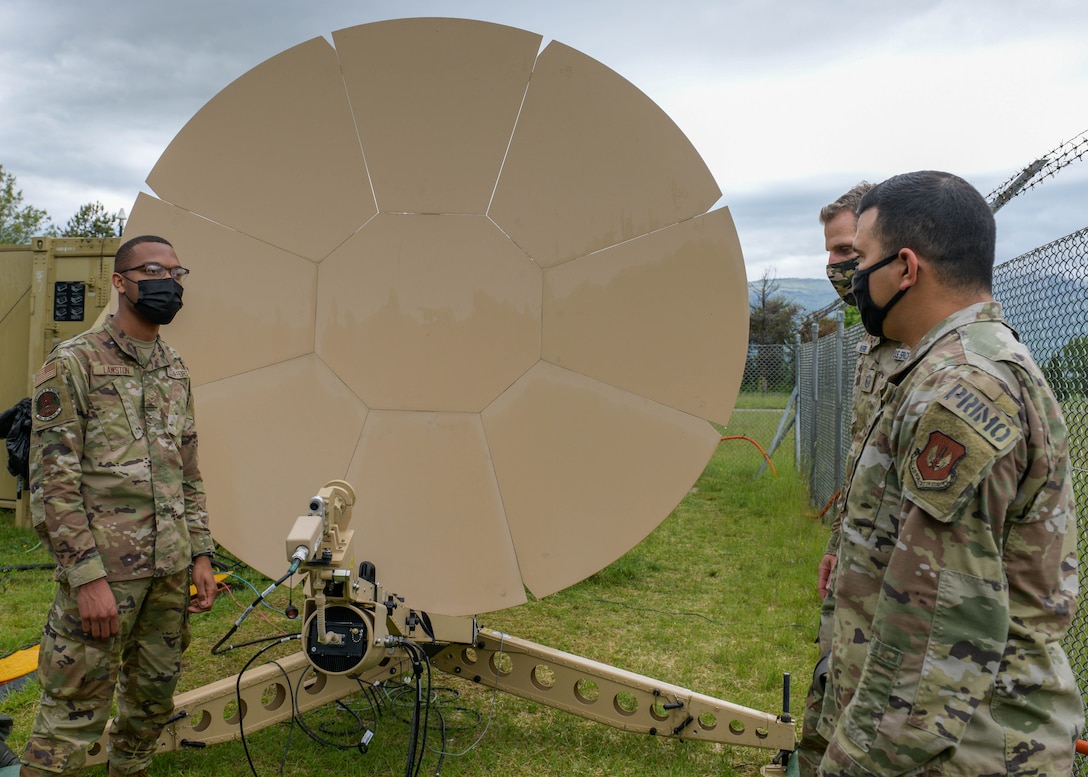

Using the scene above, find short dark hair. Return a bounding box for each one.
[115,235,173,272]
[857,171,994,293]
[819,180,873,225]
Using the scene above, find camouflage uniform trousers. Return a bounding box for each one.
[21,570,191,776]
[795,587,834,776]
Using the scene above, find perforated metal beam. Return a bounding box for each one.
[83,649,412,767]
[431,628,796,752]
[82,627,794,767]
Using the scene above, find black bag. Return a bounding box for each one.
[0,715,18,766]
[0,398,31,483]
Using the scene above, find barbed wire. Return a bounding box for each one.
[986,128,1088,212]
[799,297,845,328]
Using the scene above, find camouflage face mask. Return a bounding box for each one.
[825,258,858,306]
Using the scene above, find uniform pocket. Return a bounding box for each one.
[908,569,1004,742]
[88,376,143,450]
[164,373,190,439]
[992,644,1082,774]
[843,451,896,543]
[843,637,903,752]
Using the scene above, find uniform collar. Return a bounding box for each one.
[890,301,1006,379]
[103,314,163,367]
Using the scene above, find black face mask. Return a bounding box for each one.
[851,253,907,338]
[133,277,184,325]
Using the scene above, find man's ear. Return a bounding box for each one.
[898,249,921,290]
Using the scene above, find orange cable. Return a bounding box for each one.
[810,489,841,522]
[719,435,777,477]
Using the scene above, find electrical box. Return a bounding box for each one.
[0,237,120,525]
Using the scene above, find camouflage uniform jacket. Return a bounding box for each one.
[818,334,909,659]
[818,302,1081,776]
[824,332,910,557]
[29,315,213,588]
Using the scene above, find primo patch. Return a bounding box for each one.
[936,381,1020,452]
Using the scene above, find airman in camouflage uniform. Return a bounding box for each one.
[20,236,216,777]
[818,172,1081,775]
[797,183,911,776]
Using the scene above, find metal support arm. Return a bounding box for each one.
[431,627,795,752]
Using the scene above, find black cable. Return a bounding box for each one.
[0,564,54,573]
[271,660,296,777]
[418,645,434,777]
[212,558,301,655]
[291,665,377,753]
[419,643,433,777]
[318,700,365,737]
[235,635,301,777]
[404,646,423,777]
[383,639,436,777]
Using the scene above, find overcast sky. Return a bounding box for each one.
[2,0,1086,280]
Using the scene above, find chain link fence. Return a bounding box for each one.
[794,225,1088,764]
[729,344,798,475]
[794,319,864,515]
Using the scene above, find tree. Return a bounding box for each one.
[1043,335,1088,401]
[749,269,803,345]
[0,164,53,244]
[744,270,803,393]
[62,201,122,238]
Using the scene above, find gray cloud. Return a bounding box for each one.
[2,0,1085,278]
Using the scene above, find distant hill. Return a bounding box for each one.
[748,277,837,313]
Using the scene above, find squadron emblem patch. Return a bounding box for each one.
[910,430,966,490]
[34,387,63,422]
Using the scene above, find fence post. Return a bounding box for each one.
[809,320,820,487]
[795,333,802,467]
[833,311,845,493]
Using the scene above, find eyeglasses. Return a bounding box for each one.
[117,262,190,281]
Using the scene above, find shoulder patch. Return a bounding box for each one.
[909,430,967,490]
[33,387,64,422]
[905,386,1021,520]
[936,380,1020,452]
[31,360,77,431]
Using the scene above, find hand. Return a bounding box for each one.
[188,555,217,613]
[818,553,838,600]
[76,577,119,640]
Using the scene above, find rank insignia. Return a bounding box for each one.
[34,387,63,422]
[910,430,966,490]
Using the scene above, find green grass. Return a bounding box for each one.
[0,428,826,776]
[734,391,792,410]
[0,517,53,657]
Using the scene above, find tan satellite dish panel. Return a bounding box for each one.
[124,17,749,616]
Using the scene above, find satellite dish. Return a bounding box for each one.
[123,17,749,616]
